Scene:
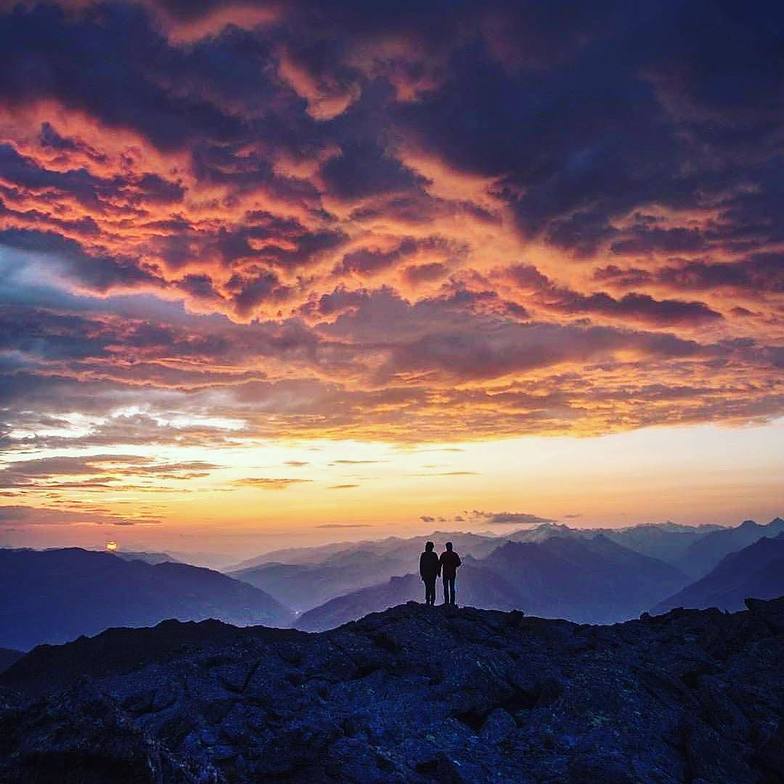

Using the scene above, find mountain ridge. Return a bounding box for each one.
[1,598,783,783]
[653,532,784,614]
[0,547,293,650]
[296,535,689,631]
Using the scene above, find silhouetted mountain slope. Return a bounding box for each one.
[295,536,688,630]
[653,533,784,614]
[111,550,180,565]
[0,548,293,650]
[295,566,519,631]
[231,533,507,611]
[230,530,503,572]
[0,647,22,674]
[232,549,410,613]
[2,600,784,783]
[230,521,729,580]
[479,536,688,623]
[677,517,784,577]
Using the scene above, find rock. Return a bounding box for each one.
[568,752,637,784]
[480,708,516,744]
[1,600,783,783]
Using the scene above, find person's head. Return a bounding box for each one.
[425,541,434,552]
[446,542,453,551]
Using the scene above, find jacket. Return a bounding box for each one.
[439,550,461,579]
[419,551,440,580]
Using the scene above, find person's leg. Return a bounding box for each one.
[450,577,456,605]
[426,578,435,605]
[443,575,449,605]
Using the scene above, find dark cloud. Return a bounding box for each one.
[403,263,449,286]
[320,141,425,202]
[657,254,784,294]
[0,0,782,460]
[0,228,164,292]
[472,511,555,525]
[0,3,244,150]
[506,263,722,326]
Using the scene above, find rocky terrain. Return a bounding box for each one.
[0,648,22,674]
[1,598,783,783]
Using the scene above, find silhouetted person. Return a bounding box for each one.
[419,541,439,606]
[439,542,461,606]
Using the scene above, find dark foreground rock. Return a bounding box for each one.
[1,598,784,783]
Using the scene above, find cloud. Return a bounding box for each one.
[0,504,151,526]
[411,471,479,477]
[233,477,312,490]
[0,0,782,478]
[0,454,217,489]
[468,511,555,525]
[331,459,382,465]
[504,264,722,326]
[320,142,425,202]
[327,484,360,490]
[421,510,555,526]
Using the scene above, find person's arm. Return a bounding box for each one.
[419,553,426,579]
[456,554,462,568]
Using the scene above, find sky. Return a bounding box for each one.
[0,1,783,558]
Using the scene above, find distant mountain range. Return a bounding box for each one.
[4,517,783,648]
[111,550,180,565]
[230,530,504,570]
[230,531,508,612]
[597,521,725,564]
[0,548,293,650]
[674,517,784,577]
[653,532,784,614]
[297,534,689,631]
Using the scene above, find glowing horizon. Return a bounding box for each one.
[1,2,783,557]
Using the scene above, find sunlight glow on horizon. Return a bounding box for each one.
[2,418,782,557]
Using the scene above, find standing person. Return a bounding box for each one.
[419,541,439,606]
[439,542,461,606]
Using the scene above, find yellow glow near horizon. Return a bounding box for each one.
[2,418,781,558]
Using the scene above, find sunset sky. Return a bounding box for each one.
[1,1,783,559]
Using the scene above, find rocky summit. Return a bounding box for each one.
[1,599,784,784]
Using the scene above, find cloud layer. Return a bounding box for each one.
[1,0,783,470]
